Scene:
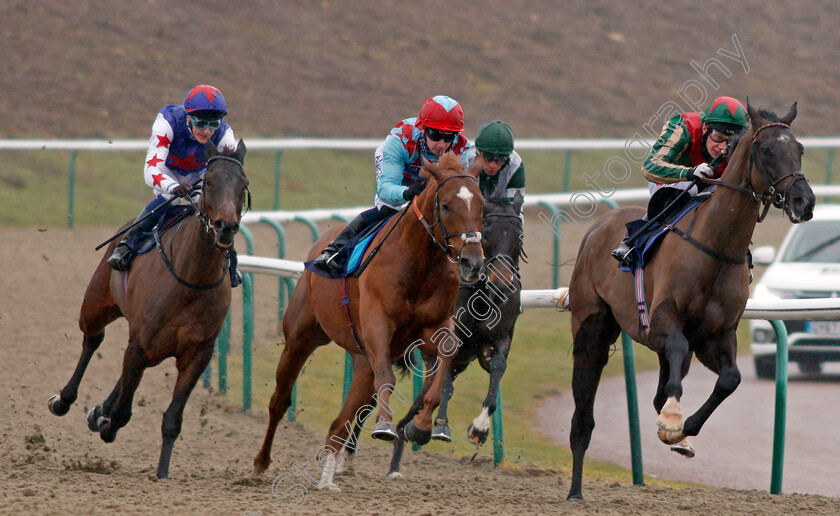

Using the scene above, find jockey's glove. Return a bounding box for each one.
[172,181,193,198]
[403,180,427,200]
[686,163,714,181]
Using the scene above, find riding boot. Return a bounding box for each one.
[611,240,636,267]
[227,247,242,288]
[311,212,369,272]
[107,213,157,272]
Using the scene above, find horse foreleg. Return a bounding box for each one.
[432,357,468,443]
[388,360,436,479]
[468,340,510,446]
[656,331,692,445]
[156,344,214,479]
[407,350,455,446]
[337,394,375,475]
[48,332,105,416]
[683,337,741,438]
[99,341,147,444]
[87,379,120,432]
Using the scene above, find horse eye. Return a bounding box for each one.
[761,146,770,156]
[441,203,450,212]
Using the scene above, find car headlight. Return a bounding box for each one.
[752,284,796,300]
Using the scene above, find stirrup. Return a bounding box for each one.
[107,243,133,271]
[611,242,634,266]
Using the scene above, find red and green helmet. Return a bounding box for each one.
[702,96,747,134]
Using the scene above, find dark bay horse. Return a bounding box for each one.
[565,102,815,500]
[253,152,485,491]
[385,193,525,478]
[48,140,249,479]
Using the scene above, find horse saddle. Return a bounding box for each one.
[618,195,710,272]
[130,205,196,256]
[304,214,395,279]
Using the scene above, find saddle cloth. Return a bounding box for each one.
[304,214,394,278]
[618,197,708,272]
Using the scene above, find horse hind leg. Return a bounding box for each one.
[49,268,122,416]
[156,343,215,479]
[567,310,620,501]
[254,308,329,475]
[433,358,468,443]
[336,395,376,475]
[388,360,438,479]
[97,340,147,444]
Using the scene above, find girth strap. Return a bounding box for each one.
[341,277,366,354]
[634,265,650,337]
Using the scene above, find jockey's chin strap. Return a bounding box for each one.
[704,122,807,222]
[410,174,482,263]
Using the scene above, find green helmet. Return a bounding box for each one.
[702,96,748,134]
[475,120,514,155]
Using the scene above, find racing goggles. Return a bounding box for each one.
[425,128,458,143]
[189,115,222,131]
[482,152,509,164]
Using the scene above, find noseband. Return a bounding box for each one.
[411,173,482,263]
[189,154,251,233]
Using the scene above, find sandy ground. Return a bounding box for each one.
[2,225,839,515]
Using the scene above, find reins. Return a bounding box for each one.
[703,121,807,222]
[156,153,247,290]
[411,174,482,263]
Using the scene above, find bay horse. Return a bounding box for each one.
[385,193,525,477]
[48,140,249,479]
[253,152,485,491]
[565,101,815,500]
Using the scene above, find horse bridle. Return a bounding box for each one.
[464,210,524,293]
[411,173,482,263]
[157,154,250,290]
[706,122,807,222]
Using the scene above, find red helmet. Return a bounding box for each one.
[418,95,464,132]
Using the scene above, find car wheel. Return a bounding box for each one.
[754,356,776,379]
[798,360,823,375]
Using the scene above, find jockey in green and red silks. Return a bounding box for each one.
[642,96,748,219]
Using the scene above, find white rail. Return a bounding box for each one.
[236,257,840,319]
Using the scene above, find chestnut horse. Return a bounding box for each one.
[565,102,815,500]
[254,152,484,491]
[48,140,249,479]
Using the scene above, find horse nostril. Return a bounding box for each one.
[214,220,225,232]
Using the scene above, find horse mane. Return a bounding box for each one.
[436,151,464,174]
[757,108,782,122]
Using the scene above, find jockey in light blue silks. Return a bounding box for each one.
[311,95,472,273]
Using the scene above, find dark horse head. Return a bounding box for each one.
[202,140,250,249]
[481,192,525,291]
[746,100,815,223]
[420,152,485,282]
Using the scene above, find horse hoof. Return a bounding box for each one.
[386,471,404,480]
[670,438,695,458]
[371,422,398,442]
[656,422,685,445]
[87,406,104,432]
[48,395,70,416]
[431,424,452,442]
[316,482,341,493]
[404,421,431,446]
[466,423,489,446]
[567,493,584,502]
[99,419,116,443]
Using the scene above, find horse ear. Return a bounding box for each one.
[234,139,247,164]
[780,102,797,126]
[422,156,443,183]
[206,140,219,158]
[467,154,483,179]
[746,97,762,129]
[513,190,525,213]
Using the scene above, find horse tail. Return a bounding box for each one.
[391,352,413,379]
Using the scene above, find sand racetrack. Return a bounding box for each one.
[2,226,839,515]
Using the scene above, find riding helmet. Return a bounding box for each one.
[702,96,747,135]
[475,120,514,156]
[184,85,228,120]
[418,95,464,132]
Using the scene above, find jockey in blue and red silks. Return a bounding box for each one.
[107,85,238,276]
[311,95,473,273]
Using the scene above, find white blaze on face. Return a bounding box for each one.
[457,186,474,212]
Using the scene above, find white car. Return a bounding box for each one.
[750,204,840,378]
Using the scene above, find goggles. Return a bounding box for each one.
[482,152,509,164]
[708,130,731,144]
[425,128,458,143]
[189,115,221,131]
